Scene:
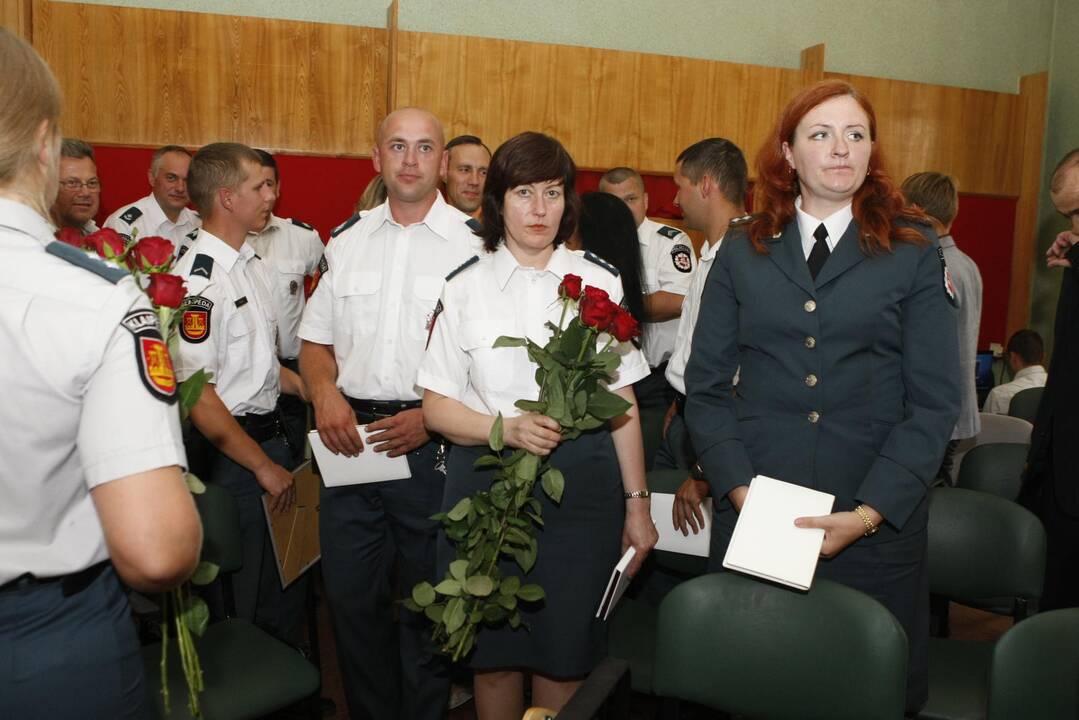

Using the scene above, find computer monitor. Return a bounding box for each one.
[975,351,995,393]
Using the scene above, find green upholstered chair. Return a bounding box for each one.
[954,443,1028,501]
[1006,386,1044,424]
[652,573,908,720]
[918,488,1046,720]
[987,608,1079,720]
[142,484,321,719]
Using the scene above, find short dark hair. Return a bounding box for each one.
[1007,329,1044,366]
[1051,148,1079,194]
[477,132,579,253]
[60,138,94,161]
[187,142,261,216]
[150,144,192,176]
[676,138,747,205]
[599,166,644,192]
[446,134,491,156]
[579,191,645,322]
[253,148,278,181]
[901,172,959,228]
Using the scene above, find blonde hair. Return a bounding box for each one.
[187,142,260,216]
[0,29,62,203]
[355,175,387,212]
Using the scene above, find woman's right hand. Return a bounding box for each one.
[503,414,562,455]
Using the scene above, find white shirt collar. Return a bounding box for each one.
[492,243,574,291]
[369,192,466,241]
[192,228,253,273]
[0,197,55,245]
[1014,365,1046,381]
[794,196,853,258]
[143,192,197,230]
[249,214,284,238]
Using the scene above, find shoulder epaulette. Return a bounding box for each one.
[176,243,191,260]
[465,217,482,233]
[119,206,142,225]
[445,255,479,282]
[45,241,129,284]
[584,251,619,276]
[185,228,199,242]
[291,218,316,232]
[657,225,682,240]
[331,213,361,238]
[729,214,755,227]
[191,253,214,280]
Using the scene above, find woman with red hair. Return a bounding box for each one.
[684,80,960,712]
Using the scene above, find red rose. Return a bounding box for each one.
[129,235,175,271]
[559,273,582,300]
[579,286,619,331]
[146,273,186,308]
[55,226,84,247]
[84,228,126,260]
[609,308,640,342]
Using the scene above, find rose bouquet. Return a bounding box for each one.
[61,228,214,716]
[405,273,640,661]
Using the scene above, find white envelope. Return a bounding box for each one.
[307,427,411,487]
[722,475,835,591]
[650,492,712,557]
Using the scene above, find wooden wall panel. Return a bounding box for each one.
[825,71,1022,197]
[396,30,807,174]
[32,0,386,155]
[1,0,32,41]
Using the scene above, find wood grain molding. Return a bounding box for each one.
[800,44,825,86]
[1,0,32,41]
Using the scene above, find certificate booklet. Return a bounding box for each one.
[595,547,637,621]
[262,461,321,589]
[722,475,835,591]
[307,427,411,487]
[650,492,712,557]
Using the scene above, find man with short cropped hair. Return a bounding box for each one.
[104,144,200,253]
[983,329,1046,414]
[50,138,100,234]
[442,134,490,218]
[600,166,696,408]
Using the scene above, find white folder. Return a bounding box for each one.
[307,427,411,487]
[650,492,712,557]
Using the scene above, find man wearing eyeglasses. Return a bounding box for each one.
[104,145,200,255]
[50,139,101,235]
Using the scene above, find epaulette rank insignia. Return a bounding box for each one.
[584,251,619,276]
[445,255,479,282]
[45,241,129,284]
[291,218,316,232]
[657,225,682,240]
[119,206,143,225]
[331,213,361,238]
[191,253,214,280]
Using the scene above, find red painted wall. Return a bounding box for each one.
[93,148,1013,349]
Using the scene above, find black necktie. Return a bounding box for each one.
[807,223,830,279]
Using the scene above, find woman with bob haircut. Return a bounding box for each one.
[418,131,657,718]
[684,80,960,712]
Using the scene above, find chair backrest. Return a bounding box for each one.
[988,608,1079,720]
[1007,386,1044,424]
[955,443,1029,500]
[974,413,1033,445]
[927,488,1045,611]
[652,573,908,720]
[192,482,244,574]
[646,468,710,577]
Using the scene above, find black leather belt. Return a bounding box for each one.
[235,410,285,444]
[0,560,109,598]
[346,397,421,418]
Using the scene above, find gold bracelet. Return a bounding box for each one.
[624,490,651,499]
[854,505,879,536]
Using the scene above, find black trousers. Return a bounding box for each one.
[0,566,149,719]
[633,361,675,410]
[1022,454,1079,611]
[319,413,449,720]
[278,357,310,469]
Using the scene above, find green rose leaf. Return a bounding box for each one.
[513,399,547,414]
[424,604,445,623]
[516,584,545,602]
[473,454,503,469]
[541,467,565,504]
[465,575,495,597]
[586,388,632,420]
[493,335,528,348]
[446,497,471,521]
[500,575,521,596]
[178,369,212,420]
[509,611,522,629]
[591,350,621,375]
[188,560,219,586]
[574,414,605,431]
[434,579,462,596]
[546,372,567,421]
[401,598,421,612]
[412,581,436,608]
[444,597,467,634]
[515,452,540,482]
[559,320,590,362]
[182,596,210,636]
[489,413,505,452]
[513,544,537,573]
[483,604,507,623]
[449,559,469,582]
[496,593,517,610]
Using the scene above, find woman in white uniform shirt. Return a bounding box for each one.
[418,132,657,718]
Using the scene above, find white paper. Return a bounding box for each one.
[307,427,411,487]
[722,475,835,591]
[595,546,637,621]
[650,493,712,557]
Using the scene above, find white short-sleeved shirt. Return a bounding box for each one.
[104,193,200,255]
[0,198,186,583]
[983,365,1047,415]
[666,234,725,395]
[248,214,325,360]
[298,194,482,401]
[418,244,650,417]
[173,229,281,415]
[638,217,696,368]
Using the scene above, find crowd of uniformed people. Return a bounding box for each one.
[5,24,1079,720]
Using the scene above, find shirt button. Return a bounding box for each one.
[805,374,818,387]
[805,336,816,349]
[804,300,817,313]
[808,411,821,423]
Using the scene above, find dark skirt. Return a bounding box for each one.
[438,430,624,677]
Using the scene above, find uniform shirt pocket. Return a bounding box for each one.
[275,259,307,299]
[334,271,381,336]
[461,320,514,391]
